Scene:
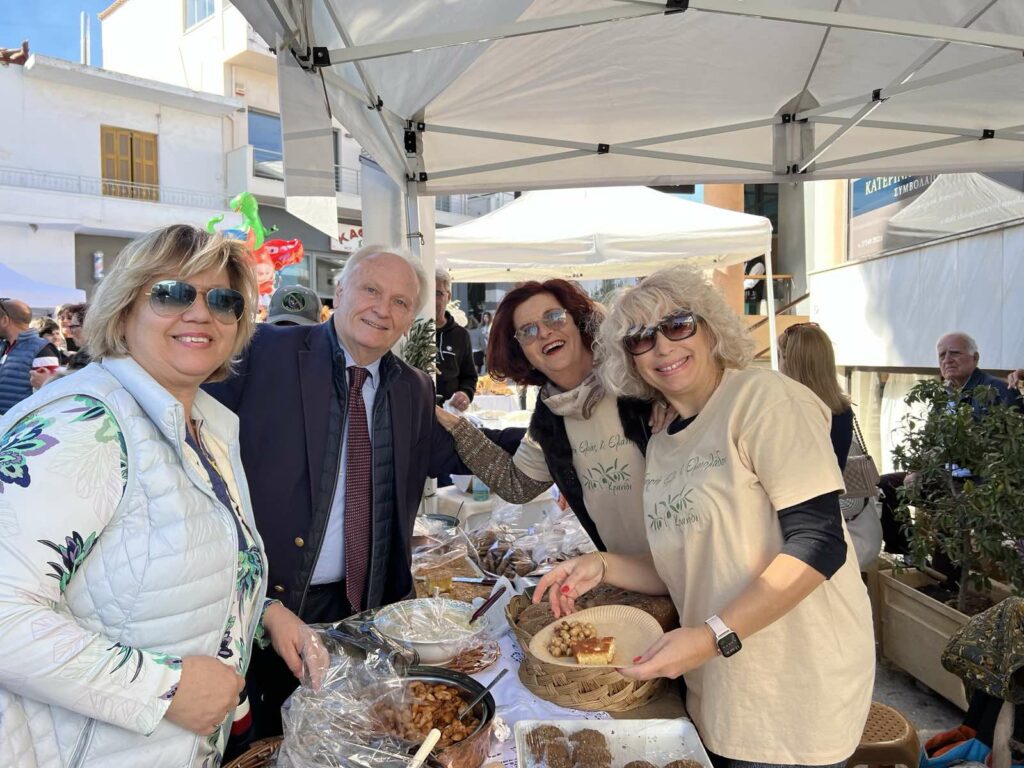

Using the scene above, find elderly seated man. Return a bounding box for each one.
[937,331,1023,412]
[878,331,1023,556]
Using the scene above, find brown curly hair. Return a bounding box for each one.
[486,279,601,387]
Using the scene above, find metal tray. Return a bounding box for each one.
[513,718,712,768]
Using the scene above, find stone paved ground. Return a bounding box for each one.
[873,658,964,742]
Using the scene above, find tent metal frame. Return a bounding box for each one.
[319,1,1024,66]
[265,0,1024,369]
[287,1,1024,188]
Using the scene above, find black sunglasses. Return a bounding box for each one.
[622,310,699,356]
[146,280,245,324]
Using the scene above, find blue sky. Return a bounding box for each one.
[2,1,112,66]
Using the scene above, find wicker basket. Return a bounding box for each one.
[223,736,282,768]
[505,594,666,712]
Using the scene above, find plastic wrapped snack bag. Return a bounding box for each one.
[276,624,426,768]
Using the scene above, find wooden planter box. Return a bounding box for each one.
[879,569,968,708]
[878,568,1012,710]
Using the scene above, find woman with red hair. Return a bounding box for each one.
[436,279,665,554]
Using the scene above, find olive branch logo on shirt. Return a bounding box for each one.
[648,486,696,530]
[581,459,631,491]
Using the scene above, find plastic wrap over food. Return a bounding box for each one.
[276,624,431,768]
[466,502,597,580]
[374,597,490,665]
[277,621,494,768]
[411,527,476,574]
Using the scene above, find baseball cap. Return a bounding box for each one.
[266,285,322,326]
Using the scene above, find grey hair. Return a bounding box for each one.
[339,244,430,314]
[435,268,451,291]
[597,265,755,401]
[939,331,978,355]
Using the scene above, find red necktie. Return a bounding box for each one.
[344,366,373,612]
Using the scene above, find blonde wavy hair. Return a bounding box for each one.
[778,323,850,415]
[83,224,259,383]
[598,265,755,400]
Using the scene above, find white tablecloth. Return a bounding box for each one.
[475,631,610,768]
[471,395,520,413]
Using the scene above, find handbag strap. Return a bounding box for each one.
[851,410,872,458]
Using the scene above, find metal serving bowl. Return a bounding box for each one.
[375,598,491,664]
[399,665,496,768]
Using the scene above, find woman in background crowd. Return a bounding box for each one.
[537,265,873,768]
[777,323,853,469]
[0,224,306,768]
[57,301,88,355]
[778,322,882,568]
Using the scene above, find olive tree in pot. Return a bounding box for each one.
[892,379,1024,614]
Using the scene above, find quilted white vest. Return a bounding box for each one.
[0,356,267,768]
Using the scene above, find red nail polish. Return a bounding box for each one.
[561,585,571,593]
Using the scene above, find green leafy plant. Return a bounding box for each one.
[893,379,1024,613]
[400,317,437,376]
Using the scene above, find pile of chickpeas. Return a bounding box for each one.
[546,620,598,657]
[371,681,481,750]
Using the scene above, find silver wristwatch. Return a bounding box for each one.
[705,614,742,657]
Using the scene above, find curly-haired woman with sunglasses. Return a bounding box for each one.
[435,278,670,555]
[0,224,306,768]
[535,265,873,768]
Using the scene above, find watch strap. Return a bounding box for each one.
[705,614,731,639]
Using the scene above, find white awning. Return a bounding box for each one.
[437,186,772,282]
[233,0,1024,194]
[0,264,86,308]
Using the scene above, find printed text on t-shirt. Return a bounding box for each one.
[576,433,633,454]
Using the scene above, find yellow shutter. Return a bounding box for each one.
[132,131,159,201]
[100,126,158,201]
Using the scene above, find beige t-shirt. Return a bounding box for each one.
[514,375,649,555]
[643,367,873,764]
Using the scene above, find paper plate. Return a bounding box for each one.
[528,605,663,668]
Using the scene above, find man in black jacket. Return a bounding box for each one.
[206,247,522,740]
[434,269,477,409]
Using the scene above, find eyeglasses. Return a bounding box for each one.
[146,280,245,324]
[513,308,569,345]
[622,310,699,356]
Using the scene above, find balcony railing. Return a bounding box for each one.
[250,148,513,215]
[0,166,230,210]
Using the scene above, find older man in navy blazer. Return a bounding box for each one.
[207,245,524,739]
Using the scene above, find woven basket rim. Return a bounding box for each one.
[223,735,283,768]
[504,594,665,712]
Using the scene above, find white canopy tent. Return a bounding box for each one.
[235,0,1024,195]
[437,187,773,283]
[0,264,86,309]
[232,0,1024,367]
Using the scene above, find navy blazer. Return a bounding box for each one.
[205,322,522,612]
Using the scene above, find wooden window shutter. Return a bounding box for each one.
[132,131,159,201]
[100,126,158,201]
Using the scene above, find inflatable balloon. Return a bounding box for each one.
[229,192,275,250]
[206,193,304,308]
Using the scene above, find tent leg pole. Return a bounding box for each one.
[405,181,439,516]
[405,180,437,314]
[765,241,779,371]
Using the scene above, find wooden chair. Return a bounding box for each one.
[847,701,921,768]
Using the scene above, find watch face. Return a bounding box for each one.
[718,632,742,657]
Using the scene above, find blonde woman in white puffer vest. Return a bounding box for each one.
[0,225,307,768]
